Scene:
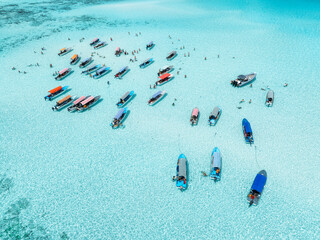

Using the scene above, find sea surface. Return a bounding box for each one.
[1,0,320,239]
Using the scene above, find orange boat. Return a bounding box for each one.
[52,95,75,111]
[156,73,174,86]
[44,86,69,101]
[70,54,80,65]
[58,47,72,56]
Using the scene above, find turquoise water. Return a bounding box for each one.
[1,0,320,239]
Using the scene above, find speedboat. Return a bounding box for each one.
[166,51,177,61]
[58,47,72,56]
[55,68,72,81]
[79,57,93,68]
[70,54,80,65]
[175,154,187,190]
[146,41,155,50]
[81,64,102,75]
[44,86,69,101]
[139,58,153,68]
[114,66,129,79]
[110,108,128,129]
[208,106,221,126]
[247,170,267,206]
[190,108,199,126]
[52,95,75,111]
[116,91,134,108]
[265,90,274,107]
[158,65,174,76]
[242,118,254,144]
[115,47,122,56]
[93,67,110,79]
[90,38,99,46]
[148,90,166,106]
[67,96,88,112]
[94,41,107,49]
[210,147,221,181]
[156,73,174,86]
[231,73,256,87]
[76,95,101,112]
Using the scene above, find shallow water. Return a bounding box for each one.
[1,0,320,239]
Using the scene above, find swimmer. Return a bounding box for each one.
[249,99,252,104]
[172,103,175,106]
[50,64,52,68]
[261,88,265,91]
[239,99,245,103]
[107,81,110,85]
[284,83,288,87]
[205,57,207,60]
[237,107,242,109]
[250,84,252,88]
[201,171,208,177]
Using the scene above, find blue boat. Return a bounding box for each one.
[242,118,254,144]
[44,86,69,101]
[79,57,93,68]
[111,108,128,129]
[247,170,267,206]
[175,154,187,190]
[93,67,110,79]
[81,64,102,75]
[210,147,221,181]
[139,58,153,68]
[209,106,221,126]
[116,91,134,108]
[114,66,129,79]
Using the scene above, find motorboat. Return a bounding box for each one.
[110,108,128,129]
[242,118,254,144]
[146,41,155,50]
[175,154,187,190]
[265,90,274,107]
[70,54,80,65]
[114,66,129,79]
[58,47,72,56]
[76,95,101,112]
[52,95,75,111]
[139,58,153,68]
[208,106,221,126]
[55,68,72,81]
[158,65,173,76]
[92,67,110,79]
[210,147,221,181]
[166,51,177,61]
[44,86,69,101]
[148,90,166,106]
[90,38,99,46]
[190,108,199,126]
[94,41,107,49]
[116,91,134,108]
[156,73,173,86]
[67,96,88,112]
[81,64,102,75]
[231,73,256,87]
[79,57,93,68]
[247,170,267,206]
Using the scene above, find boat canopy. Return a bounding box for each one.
[243,119,252,133]
[96,67,108,74]
[251,174,267,193]
[88,64,100,71]
[57,95,71,104]
[238,75,246,80]
[80,96,94,105]
[213,152,221,168]
[121,91,130,100]
[192,108,199,116]
[212,107,220,118]
[60,48,66,52]
[92,38,98,42]
[115,47,120,51]
[82,57,91,63]
[73,96,86,105]
[119,66,128,73]
[49,86,62,94]
[59,68,69,74]
[71,54,78,60]
[267,90,273,99]
[147,41,153,46]
[178,157,187,178]
[143,58,152,63]
[151,91,162,99]
[115,108,125,120]
[159,73,171,80]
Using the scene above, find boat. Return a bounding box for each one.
[166,51,177,61]
[67,96,88,112]
[242,118,254,144]
[94,41,107,49]
[90,38,99,46]
[116,91,134,108]
[210,147,221,181]
[110,108,128,129]
[79,57,93,68]
[158,65,174,76]
[175,154,187,190]
[114,66,129,79]
[55,68,72,81]
[70,54,80,65]
[247,170,267,206]
[115,47,122,56]
[231,73,257,87]
[139,58,153,68]
[190,108,199,126]
[265,90,274,107]
[148,90,166,106]
[81,64,102,75]
[76,95,101,112]
[58,47,72,56]
[146,41,155,50]
[44,86,69,101]
[93,67,110,79]
[52,95,75,111]
[156,73,174,86]
[208,106,221,126]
